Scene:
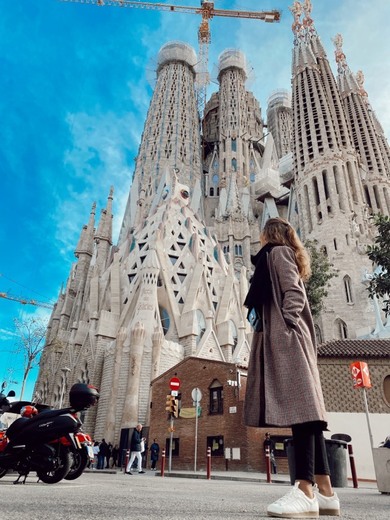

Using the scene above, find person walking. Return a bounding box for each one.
[244,217,340,519]
[150,439,160,471]
[92,441,100,470]
[125,424,145,475]
[263,432,277,474]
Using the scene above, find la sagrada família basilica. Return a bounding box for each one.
[35,0,390,440]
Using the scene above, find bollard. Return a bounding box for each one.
[348,444,358,488]
[206,447,211,480]
[161,449,166,477]
[265,446,272,483]
[123,449,130,474]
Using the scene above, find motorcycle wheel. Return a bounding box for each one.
[36,448,72,484]
[65,448,89,480]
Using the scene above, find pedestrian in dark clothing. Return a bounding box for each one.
[111,444,119,468]
[244,217,339,518]
[150,439,160,471]
[98,439,108,470]
[106,442,113,468]
[263,433,277,474]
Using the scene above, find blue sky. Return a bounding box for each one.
[1,0,390,401]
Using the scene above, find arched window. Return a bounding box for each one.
[231,138,237,152]
[195,310,206,345]
[343,275,353,304]
[231,158,237,171]
[209,379,223,415]
[234,244,242,257]
[335,318,348,339]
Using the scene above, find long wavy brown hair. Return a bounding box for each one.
[261,217,311,281]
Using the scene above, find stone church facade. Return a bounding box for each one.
[35,1,390,443]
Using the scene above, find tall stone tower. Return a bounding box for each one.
[119,42,202,245]
[266,89,293,160]
[290,0,375,341]
[203,50,272,271]
[333,34,390,216]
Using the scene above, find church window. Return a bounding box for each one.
[347,162,358,204]
[232,158,237,171]
[314,324,323,345]
[159,306,170,335]
[212,174,219,184]
[231,138,237,152]
[343,275,354,304]
[229,320,238,353]
[210,187,214,196]
[364,185,372,208]
[234,244,242,257]
[333,238,337,251]
[335,318,348,339]
[195,310,206,345]
[250,172,256,183]
[209,379,223,415]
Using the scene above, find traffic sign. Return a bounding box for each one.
[191,387,202,402]
[169,377,181,391]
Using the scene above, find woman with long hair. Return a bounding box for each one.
[244,217,339,518]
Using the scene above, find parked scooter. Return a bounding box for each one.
[0,383,99,484]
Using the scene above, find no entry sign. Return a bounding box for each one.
[169,377,181,391]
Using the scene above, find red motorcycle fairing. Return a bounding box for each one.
[6,413,79,446]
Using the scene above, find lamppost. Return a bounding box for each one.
[59,367,70,408]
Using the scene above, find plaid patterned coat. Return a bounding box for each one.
[244,246,327,427]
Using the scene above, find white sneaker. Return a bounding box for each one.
[313,485,340,516]
[267,482,319,518]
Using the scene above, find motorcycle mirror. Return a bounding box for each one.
[7,390,16,398]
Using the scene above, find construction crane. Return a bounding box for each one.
[60,1,281,113]
[0,292,54,310]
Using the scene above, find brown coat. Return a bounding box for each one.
[244,246,327,427]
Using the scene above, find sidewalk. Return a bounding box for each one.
[86,466,379,490]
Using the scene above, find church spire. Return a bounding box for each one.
[334,33,390,204]
[95,187,113,245]
[75,202,96,258]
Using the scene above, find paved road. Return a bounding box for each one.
[1,470,389,520]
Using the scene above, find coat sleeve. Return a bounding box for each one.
[272,246,306,328]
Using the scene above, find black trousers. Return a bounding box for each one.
[292,421,330,485]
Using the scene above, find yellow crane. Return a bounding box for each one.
[0,292,54,310]
[60,0,281,113]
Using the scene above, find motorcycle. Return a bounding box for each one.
[0,383,99,484]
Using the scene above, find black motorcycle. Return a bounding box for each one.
[0,383,99,484]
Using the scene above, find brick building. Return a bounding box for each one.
[148,356,290,474]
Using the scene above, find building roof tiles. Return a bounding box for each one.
[318,339,390,358]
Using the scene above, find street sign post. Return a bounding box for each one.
[191,387,202,472]
[168,377,180,473]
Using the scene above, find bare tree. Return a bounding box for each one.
[13,316,47,400]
